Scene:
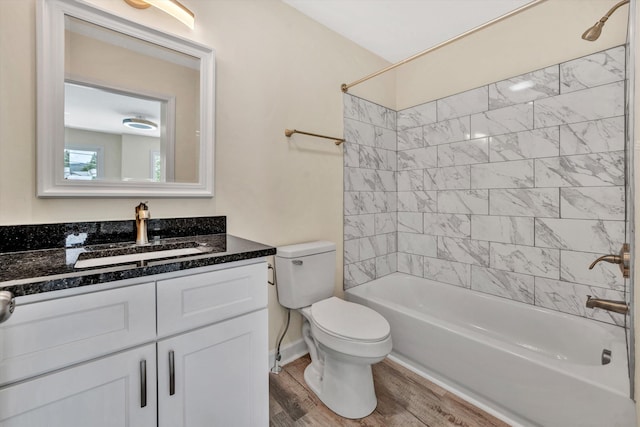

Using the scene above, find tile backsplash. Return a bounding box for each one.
[343,45,627,326]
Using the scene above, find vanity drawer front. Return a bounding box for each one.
[0,282,156,386]
[157,262,267,337]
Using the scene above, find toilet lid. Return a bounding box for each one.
[310,297,390,342]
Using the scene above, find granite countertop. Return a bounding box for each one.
[0,217,275,297]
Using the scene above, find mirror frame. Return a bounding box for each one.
[37,0,215,197]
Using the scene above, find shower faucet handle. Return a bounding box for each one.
[588,243,629,278]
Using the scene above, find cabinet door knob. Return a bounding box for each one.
[169,350,176,396]
[140,360,147,408]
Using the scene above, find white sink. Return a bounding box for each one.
[74,246,209,269]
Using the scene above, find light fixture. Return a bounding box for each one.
[124,0,195,30]
[582,0,629,41]
[123,117,158,131]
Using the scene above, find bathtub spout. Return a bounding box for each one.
[586,295,629,314]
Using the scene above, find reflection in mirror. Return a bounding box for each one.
[64,15,198,183]
[64,81,168,182]
[37,0,215,197]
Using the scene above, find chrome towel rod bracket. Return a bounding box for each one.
[285,129,344,145]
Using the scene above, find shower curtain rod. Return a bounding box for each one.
[285,128,345,145]
[341,0,547,93]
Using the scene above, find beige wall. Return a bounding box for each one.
[396,0,628,109]
[0,0,394,351]
[121,134,160,181]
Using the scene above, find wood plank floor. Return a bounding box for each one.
[269,355,510,427]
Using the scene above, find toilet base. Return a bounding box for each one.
[303,352,378,419]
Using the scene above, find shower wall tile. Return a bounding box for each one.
[398,212,423,233]
[375,212,397,234]
[398,191,437,212]
[423,117,470,145]
[534,151,624,188]
[344,167,375,192]
[438,237,489,266]
[560,46,625,94]
[344,239,359,264]
[398,252,423,276]
[489,65,560,109]
[344,48,627,328]
[489,188,559,218]
[533,81,624,127]
[438,190,489,215]
[376,170,397,192]
[398,101,437,130]
[398,146,438,170]
[437,86,488,121]
[471,215,534,245]
[535,218,625,254]
[471,266,535,304]
[344,117,375,147]
[489,242,560,279]
[534,277,624,326]
[423,257,470,288]
[398,127,424,151]
[470,103,534,138]
[470,159,534,189]
[387,233,397,253]
[560,186,625,220]
[344,259,376,289]
[376,253,397,278]
[344,141,360,167]
[559,116,624,156]
[423,213,471,238]
[375,127,397,151]
[398,232,437,257]
[398,170,424,191]
[361,192,396,214]
[560,249,625,292]
[424,166,471,190]
[344,192,360,215]
[344,214,374,240]
[489,127,560,161]
[438,138,489,167]
[359,146,394,171]
[359,235,388,260]
[343,95,396,130]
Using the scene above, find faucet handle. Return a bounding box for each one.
[588,244,629,278]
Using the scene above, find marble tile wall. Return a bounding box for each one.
[343,46,627,326]
[395,45,626,326]
[343,95,398,288]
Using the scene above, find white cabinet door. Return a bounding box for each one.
[157,309,268,427]
[0,344,157,427]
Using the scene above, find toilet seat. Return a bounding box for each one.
[303,297,392,359]
[310,297,390,342]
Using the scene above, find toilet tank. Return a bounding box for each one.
[275,241,336,309]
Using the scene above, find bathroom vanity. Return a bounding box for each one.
[0,217,274,427]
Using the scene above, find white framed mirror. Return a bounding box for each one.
[37,0,215,197]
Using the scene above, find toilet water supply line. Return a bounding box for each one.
[268,262,291,374]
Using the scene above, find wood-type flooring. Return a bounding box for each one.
[269,355,510,427]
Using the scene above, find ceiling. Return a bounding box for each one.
[282,0,532,63]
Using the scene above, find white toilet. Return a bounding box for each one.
[275,241,392,419]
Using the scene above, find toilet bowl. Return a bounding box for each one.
[275,241,393,419]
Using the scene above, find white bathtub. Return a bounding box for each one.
[345,272,636,427]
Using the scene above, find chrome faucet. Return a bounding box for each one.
[135,202,150,245]
[585,295,629,315]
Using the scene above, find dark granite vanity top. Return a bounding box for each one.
[0,216,275,297]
